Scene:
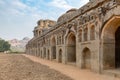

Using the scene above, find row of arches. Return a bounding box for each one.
[37,48,51,60]
[30,16,120,70]
[27,25,96,70]
[26,29,94,70]
[36,32,92,70]
[79,16,120,70]
[78,25,95,42]
[66,32,92,69]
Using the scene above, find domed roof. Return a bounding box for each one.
[66,8,77,13]
[57,8,77,23]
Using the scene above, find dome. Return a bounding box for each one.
[66,8,77,13]
[57,8,77,23]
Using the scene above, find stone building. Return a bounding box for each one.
[26,0,120,74]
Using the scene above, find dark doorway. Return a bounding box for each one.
[82,48,91,69]
[115,27,120,68]
[47,50,50,60]
[58,49,62,63]
[52,46,56,59]
[44,48,46,58]
[51,37,56,59]
[67,33,76,62]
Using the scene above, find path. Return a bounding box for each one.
[23,54,120,80]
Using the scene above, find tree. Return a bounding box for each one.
[0,40,11,52]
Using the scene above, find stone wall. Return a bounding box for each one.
[26,0,120,74]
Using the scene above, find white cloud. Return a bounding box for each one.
[12,0,28,9]
[49,0,89,10]
[49,0,73,10]
[0,0,89,40]
[66,0,89,8]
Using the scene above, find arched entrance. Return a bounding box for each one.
[43,48,46,58]
[47,50,50,60]
[101,16,120,69]
[67,32,76,63]
[38,48,40,57]
[58,49,62,63]
[115,27,120,68]
[51,37,56,59]
[40,52,42,58]
[82,48,91,69]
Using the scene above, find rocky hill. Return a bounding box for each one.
[8,37,30,52]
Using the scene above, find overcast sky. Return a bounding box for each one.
[0,0,89,40]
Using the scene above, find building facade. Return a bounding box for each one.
[26,0,120,73]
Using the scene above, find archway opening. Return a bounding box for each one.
[51,37,56,59]
[41,50,42,58]
[115,27,120,68]
[44,48,46,59]
[38,48,40,57]
[82,48,91,69]
[67,32,76,63]
[101,16,120,69]
[90,25,95,40]
[58,49,62,63]
[47,50,50,60]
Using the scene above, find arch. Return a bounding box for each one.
[38,48,40,57]
[41,50,42,58]
[66,32,76,62]
[82,47,91,69]
[51,36,56,59]
[43,47,46,58]
[115,27,120,68]
[35,48,37,56]
[101,16,120,69]
[90,25,95,40]
[67,32,76,45]
[47,49,50,60]
[58,49,62,63]
[64,29,76,43]
[51,36,56,46]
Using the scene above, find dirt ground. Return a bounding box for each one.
[23,54,120,80]
[0,54,72,80]
[0,53,120,80]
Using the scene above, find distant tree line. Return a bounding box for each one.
[0,39,11,52]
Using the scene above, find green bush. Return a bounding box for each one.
[0,40,11,52]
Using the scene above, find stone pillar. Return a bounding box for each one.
[82,28,84,41]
